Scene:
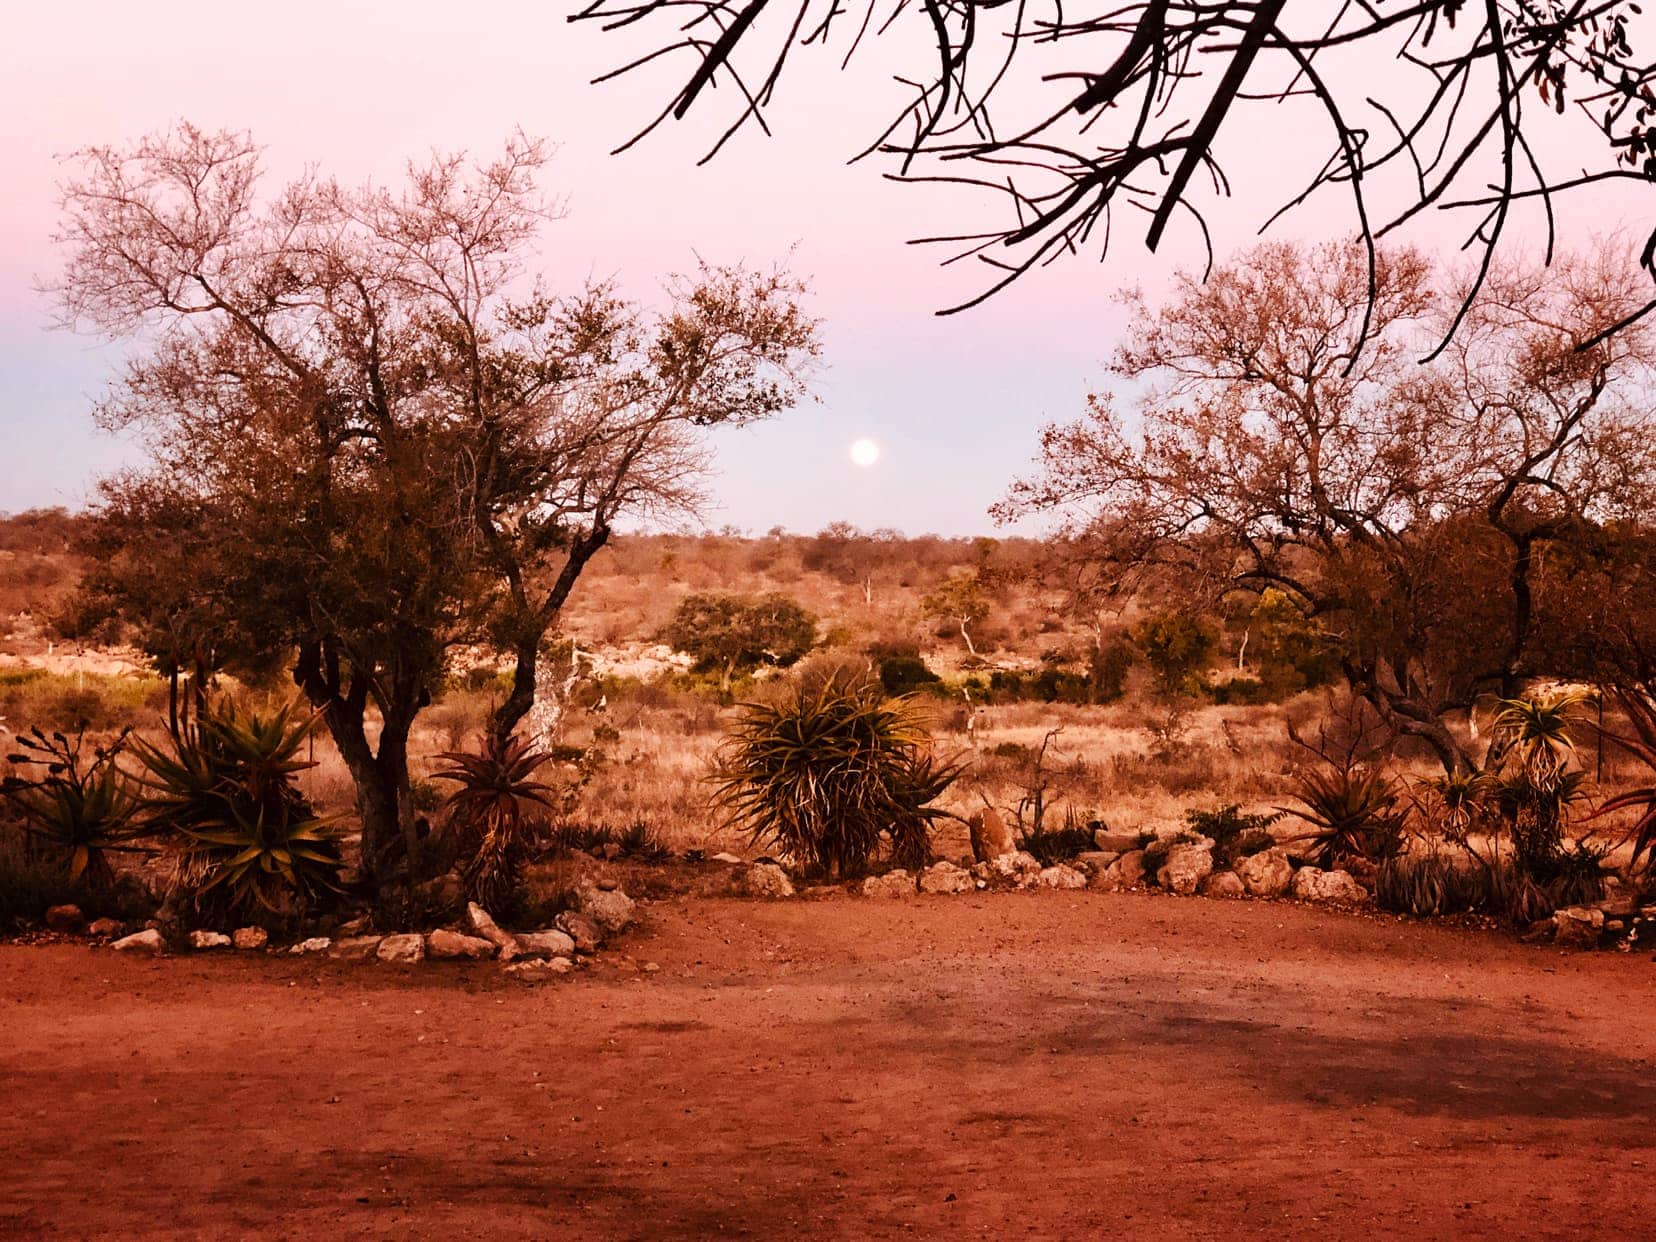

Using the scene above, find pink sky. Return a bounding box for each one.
[2,2,1649,533]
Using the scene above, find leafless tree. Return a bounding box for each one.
[573,0,1656,347]
[996,238,1656,771]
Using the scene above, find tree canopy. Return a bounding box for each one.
[51,124,819,883]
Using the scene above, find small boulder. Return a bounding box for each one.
[735,862,796,899]
[1091,849,1147,892]
[1553,905,1605,949]
[968,807,1015,862]
[232,926,270,951]
[1234,848,1293,898]
[555,910,605,953]
[1290,867,1370,905]
[862,870,917,899]
[1036,864,1088,890]
[574,883,636,936]
[188,930,233,951]
[87,917,123,939]
[987,850,1043,886]
[328,935,383,962]
[376,933,426,964]
[514,929,577,959]
[1092,828,1142,854]
[919,861,974,895]
[465,903,518,955]
[427,929,496,960]
[1200,871,1246,899]
[44,904,85,933]
[112,928,164,954]
[707,852,745,865]
[288,937,332,955]
[1156,844,1214,896]
[506,957,573,978]
[1073,850,1120,875]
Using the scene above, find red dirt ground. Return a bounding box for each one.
[4,891,1655,1239]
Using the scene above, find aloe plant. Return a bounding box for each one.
[1,727,146,887]
[431,731,559,910]
[711,672,961,878]
[130,699,342,918]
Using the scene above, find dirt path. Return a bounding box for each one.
[3,892,1654,1239]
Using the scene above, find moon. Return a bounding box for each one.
[849,438,881,468]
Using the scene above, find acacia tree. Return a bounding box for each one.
[665,591,818,690]
[575,0,1656,342]
[997,239,1656,772]
[52,124,818,884]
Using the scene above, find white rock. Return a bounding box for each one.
[575,883,637,935]
[708,852,745,864]
[328,935,382,962]
[1234,849,1293,898]
[426,929,496,959]
[232,926,269,951]
[112,928,164,954]
[736,862,796,898]
[1036,864,1088,890]
[1093,828,1141,853]
[506,956,573,977]
[1289,867,1370,904]
[1200,871,1246,899]
[514,929,577,959]
[1553,905,1605,949]
[288,937,332,955]
[919,861,974,894]
[862,870,916,898]
[1156,844,1214,895]
[376,933,426,964]
[1091,849,1147,892]
[188,930,233,951]
[465,902,518,954]
[988,851,1043,886]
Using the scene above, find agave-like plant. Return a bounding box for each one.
[711,672,962,878]
[130,699,342,919]
[431,731,559,911]
[1,727,146,887]
[1279,761,1407,867]
[1489,690,1593,793]
[1586,686,1656,888]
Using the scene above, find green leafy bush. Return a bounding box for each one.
[1131,613,1217,698]
[712,672,961,878]
[1184,804,1282,867]
[878,653,941,696]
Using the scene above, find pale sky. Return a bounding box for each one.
[2,2,1650,534]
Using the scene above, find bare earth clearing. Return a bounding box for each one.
[4,894,1655,1240]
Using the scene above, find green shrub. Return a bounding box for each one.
[1020,808,1097,866]
[878,653,941,696]
[1184,804,1282,867]
[712,672,961,878]
[1131,613,1217,698]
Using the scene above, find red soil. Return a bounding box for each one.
[3,892,1654,1239]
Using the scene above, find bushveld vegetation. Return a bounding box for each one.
[3,221,1655,944]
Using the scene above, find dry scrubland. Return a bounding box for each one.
[0,515,1448,856]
